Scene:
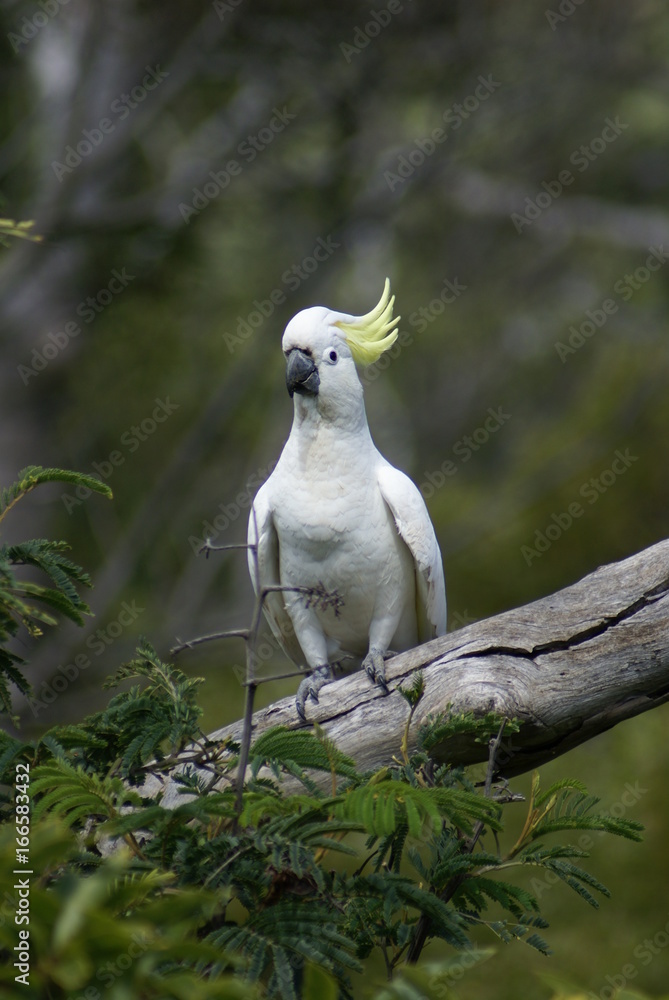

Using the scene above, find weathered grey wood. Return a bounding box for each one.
[152,539,669,804]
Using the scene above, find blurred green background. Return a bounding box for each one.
[1,0,668,995]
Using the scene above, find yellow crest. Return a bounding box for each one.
[334,278,400,366]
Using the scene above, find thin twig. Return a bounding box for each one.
[171,629,250,655]
[248,668,306,685]
[199,541,253,558]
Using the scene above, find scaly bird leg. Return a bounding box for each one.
[296,663,334,721]
[362,645,390,696]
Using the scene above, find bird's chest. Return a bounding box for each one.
[273,473,393,580]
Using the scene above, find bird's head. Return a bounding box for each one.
[282,279,400,421]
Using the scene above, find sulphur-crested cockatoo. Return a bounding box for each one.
[248,279,446,719]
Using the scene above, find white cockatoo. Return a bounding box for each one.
[248,279,446,719]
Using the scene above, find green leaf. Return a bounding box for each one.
[12,581,90,626]
[419,709,520,753]
[0,465,112,523]
[31,760,141,831]
[338,780,500,839]
[250,726,358,779]
[534,776,589,808]
[397,670,425,709]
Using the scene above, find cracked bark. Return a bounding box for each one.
[153,538,669,805]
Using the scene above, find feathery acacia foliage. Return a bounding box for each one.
[0,466,112,717]
[0,641,643,998]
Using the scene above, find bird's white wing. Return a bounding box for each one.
[377,464,447,641]
[247,482,305,666]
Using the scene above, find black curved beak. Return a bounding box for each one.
[286,349,320,398]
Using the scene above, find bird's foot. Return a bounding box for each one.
[295,663,334,721]
[363,646,389,696]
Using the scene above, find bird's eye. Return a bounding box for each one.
[324,348,338,365]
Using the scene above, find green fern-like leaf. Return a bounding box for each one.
[534,812,644,842]
[486,916,551,954]
[0,470,112,716]
[239,792,362,859]
[354,870,471,949]
[209,899,361,997]
[397,670,425,709]
[250,726,358,780]
[529,781,644,844]
[0,655,32,717]
[419,709,520,753]
[533,776,589,808]
[31,760,142,830]
[519,849,612,909]
[84,642,206,777]
[11,581,90,626]
[0,465,112,523]
[454,874,540,920]
[8,539,92,607]
[338,780,500,839]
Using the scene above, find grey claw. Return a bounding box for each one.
[295,664,333,719]
[296,693,307,722]
[363,647,390,695]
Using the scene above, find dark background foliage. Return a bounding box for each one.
[1,1,668,995]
